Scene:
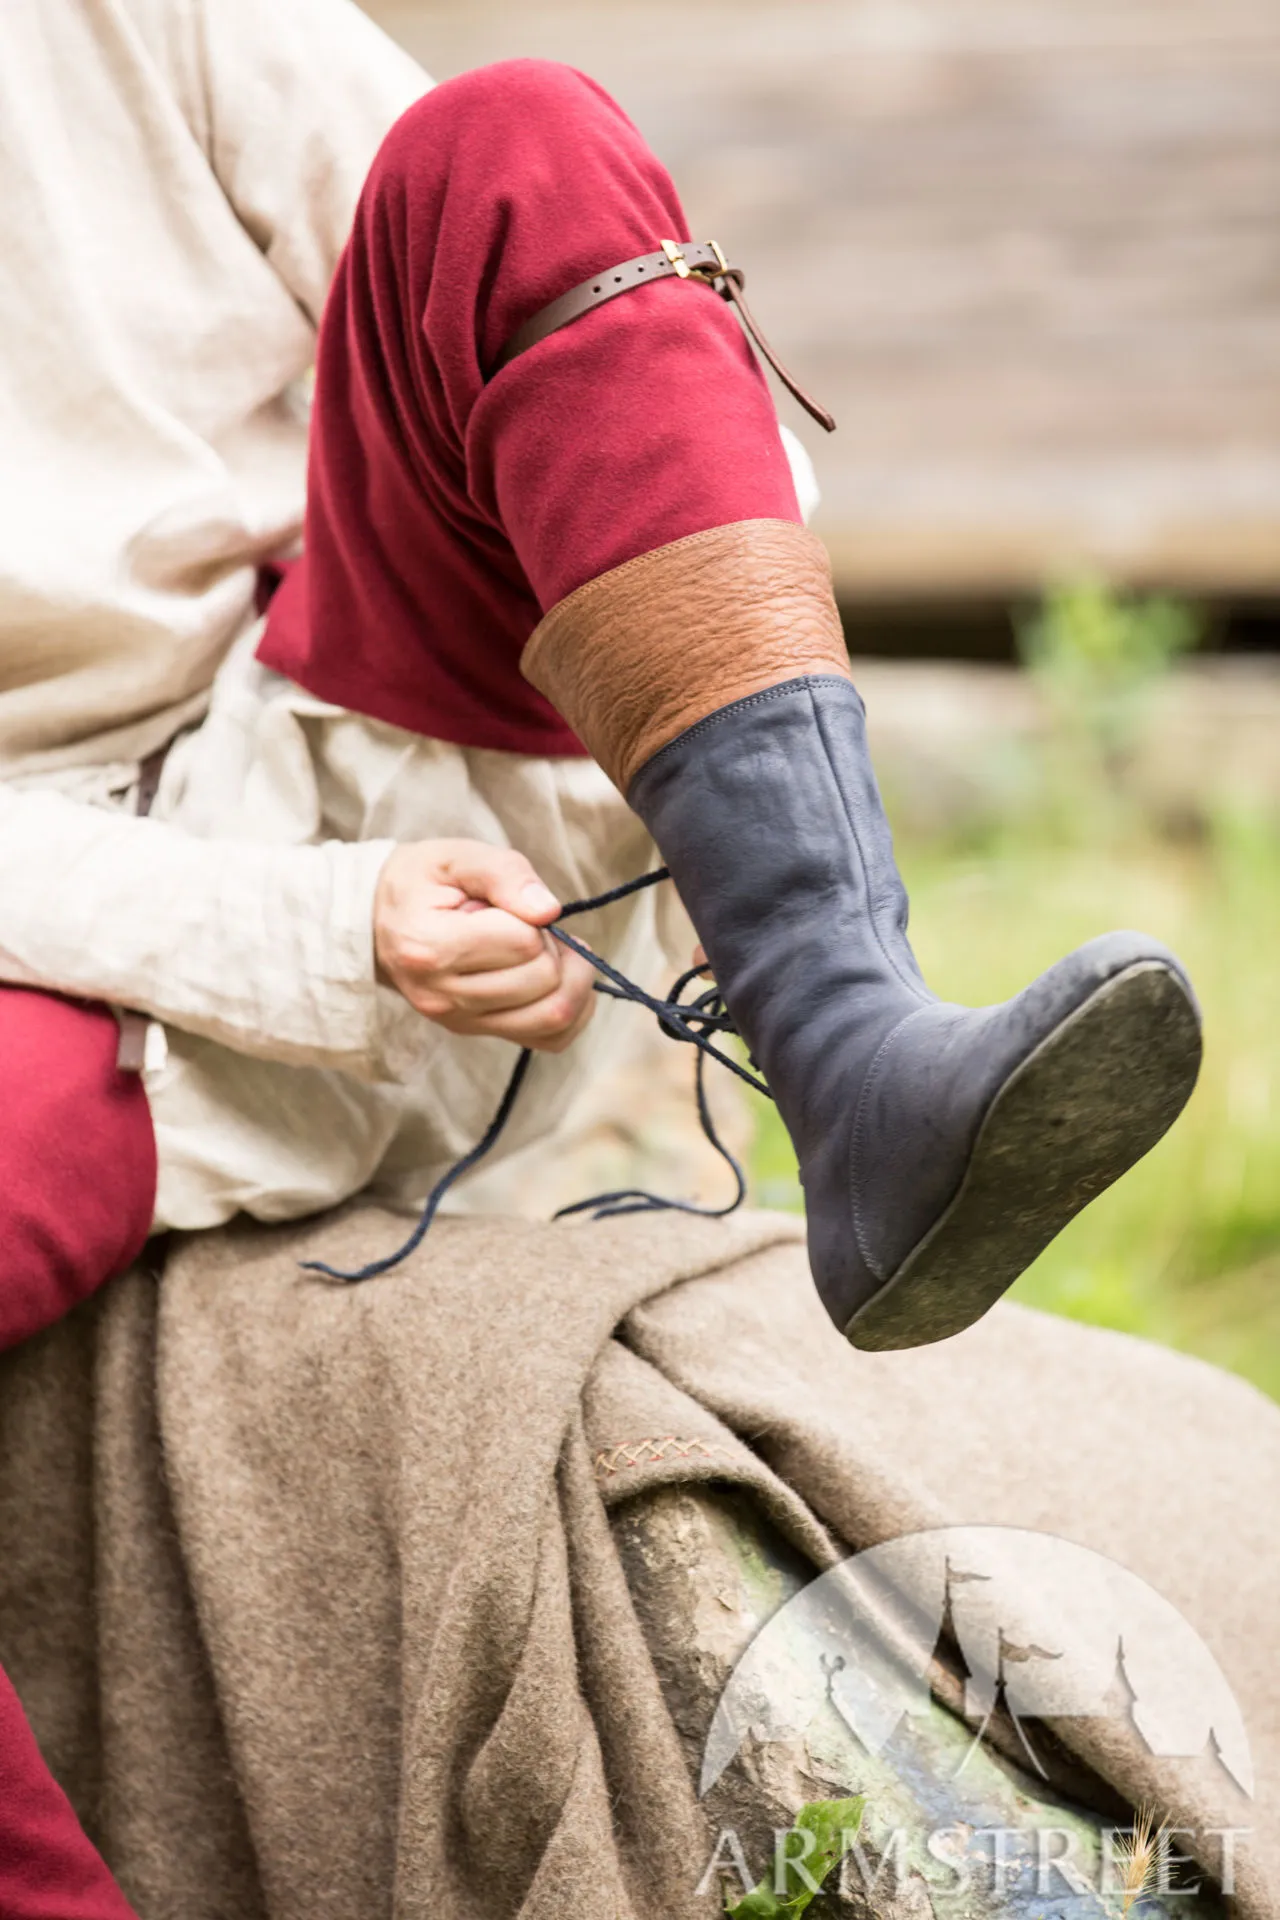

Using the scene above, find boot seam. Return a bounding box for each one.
[849,1004,935,1280]
[628,676,855,787]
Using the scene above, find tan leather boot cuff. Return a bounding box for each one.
[520,518,851,793]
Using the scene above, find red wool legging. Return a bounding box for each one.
[259,57,802,750]
[0,990,155,1920]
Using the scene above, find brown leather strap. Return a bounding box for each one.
[715,272,836,434]
[116,743,171,1074]
[115,1013,150,1074]
[490,241,727,371]
[489,239,836,434]
[133,743,168,818]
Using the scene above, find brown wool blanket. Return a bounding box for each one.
[0,1207,1276,1919]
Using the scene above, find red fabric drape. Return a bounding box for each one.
[0,990,154,1917]
[0,989,155,1356]
[0,1667,139,1920]
[259,59,802,756]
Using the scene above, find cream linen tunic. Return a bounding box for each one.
[0,0,814,1233]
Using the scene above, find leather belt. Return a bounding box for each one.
[489,238,835,433]
[115,742,170,1074]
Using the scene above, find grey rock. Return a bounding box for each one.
[614,1484,1227,1918]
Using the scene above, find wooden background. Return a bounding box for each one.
[361,0,1280,606]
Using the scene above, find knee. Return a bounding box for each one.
[377,59,640,193]
[434,56,611,125]
[0,992,156,1351]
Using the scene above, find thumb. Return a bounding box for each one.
[437,842,561,924]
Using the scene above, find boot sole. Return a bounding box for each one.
[844,961,1202,1352]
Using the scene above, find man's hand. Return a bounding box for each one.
[373,840,596,1053]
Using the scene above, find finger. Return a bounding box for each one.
[390,905,548,979]
[437,948,597,1050]
[530,983,598,1054]
[429,948,564,1016]
[432,840,561,925]
[446,988,598,1054]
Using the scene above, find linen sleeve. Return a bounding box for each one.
[0,787,398,1077]
[175,0,430,323]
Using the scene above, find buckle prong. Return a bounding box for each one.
[659,238,692,279]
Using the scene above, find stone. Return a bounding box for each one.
[614,1483,1227,1918]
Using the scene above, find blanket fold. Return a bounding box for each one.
[0,1206,1275,1918]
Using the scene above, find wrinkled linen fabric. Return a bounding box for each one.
[0,1211,1273,1920]
[0,0,425,781]
[0,0,419,1111]
[0,8,819,1237]
[0,621,676,1233]
[0,0,433,1231]
[6,618,678,1233]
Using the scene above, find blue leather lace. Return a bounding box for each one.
[302,868,770,1284]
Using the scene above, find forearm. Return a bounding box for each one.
[0,787,395,1075]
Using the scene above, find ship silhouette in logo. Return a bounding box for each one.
[699,1525,1253,1799]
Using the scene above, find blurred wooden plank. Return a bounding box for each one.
[360,0,1280,598]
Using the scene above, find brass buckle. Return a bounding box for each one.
[659,237,692,278]
[660,238,729,284]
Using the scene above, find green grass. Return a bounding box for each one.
[748,810,1280,1402]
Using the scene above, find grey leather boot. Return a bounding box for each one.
[628,674,1202,1350]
